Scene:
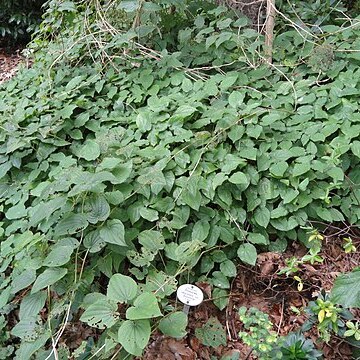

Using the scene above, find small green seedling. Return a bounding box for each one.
[306,293,343,342]
[301,247,324,265]
[344,321,360,341]
[238,307,277,357]
[278,257,301,276]
[343,237,356,254]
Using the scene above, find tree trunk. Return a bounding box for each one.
[264,0,275,63]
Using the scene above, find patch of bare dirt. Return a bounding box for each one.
[0,46,30,84]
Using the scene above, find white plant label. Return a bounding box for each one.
[177,284,204,306]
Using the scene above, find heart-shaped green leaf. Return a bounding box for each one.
[118,319,151,356]
[237,243,257,266]
[80,299,118,329]
[31,268,68,294]
[126,292,162,320]
[100,219,126,247]
[107,274,138,303]
[159,311,188,338]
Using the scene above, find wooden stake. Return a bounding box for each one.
[265,0,276,64]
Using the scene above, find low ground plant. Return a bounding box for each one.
[0,0,360,358]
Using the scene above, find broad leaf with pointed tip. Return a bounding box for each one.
[195,317,227,347]
[100,219,126,247]
[31,268,68,294]
[159,312,188,338]
[19,291,47,320]
[331,268,360,308]
[55,213,88,235]
[237,243,257,266]
[126,292,162,320]
[75,139,101,161]
[80,299,119,329]
[11,269,36,294]
[138,230,165,253]
[107,274,138,303]
[83,230,106,253]
[43,245,73,267]
[118,319,151,356]
[84,194,110,224]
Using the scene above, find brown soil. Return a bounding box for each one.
[0,46,29,84]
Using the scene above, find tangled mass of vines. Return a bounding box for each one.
[0,1,360,359]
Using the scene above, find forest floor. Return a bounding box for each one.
[0,43,28,84]
[1,45,360,359]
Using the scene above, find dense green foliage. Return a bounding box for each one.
[0,0,360,358]
[275,332,323,360]
[0,0,45,42]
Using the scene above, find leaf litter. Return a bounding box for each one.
[0,45,30,84]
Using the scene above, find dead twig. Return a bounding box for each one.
[276,297,285,335]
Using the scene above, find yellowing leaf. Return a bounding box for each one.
[318,309,325,323]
